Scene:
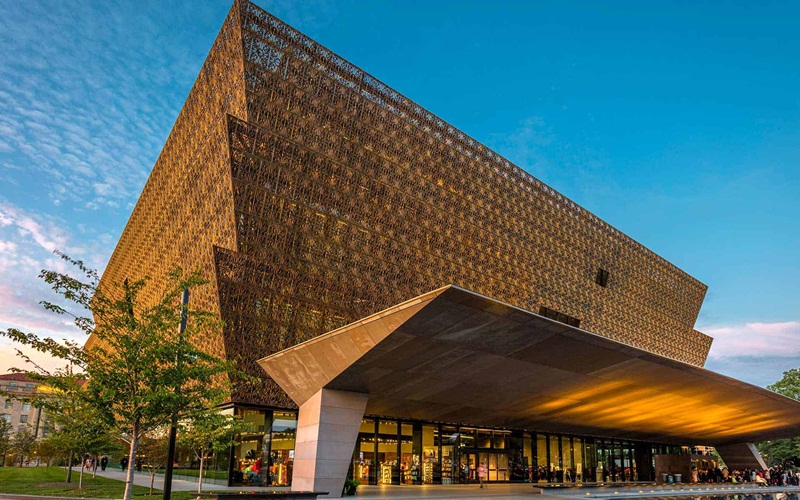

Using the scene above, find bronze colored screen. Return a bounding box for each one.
[97,0,712,408]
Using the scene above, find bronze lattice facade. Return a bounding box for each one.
[98,0,712,408]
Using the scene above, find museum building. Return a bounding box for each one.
[93,0,800,496]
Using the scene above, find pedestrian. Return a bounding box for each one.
[121,456,129,471]
[478,462,487,489]
[101,456,108,471]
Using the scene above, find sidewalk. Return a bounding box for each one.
[90,468,288,493]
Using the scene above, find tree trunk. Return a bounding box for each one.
[66,451,74,483]
[123,424,139,500]
[150,471,156,495]
[79,457,85,490]
[198,455,205,493]
[92,455,97,478]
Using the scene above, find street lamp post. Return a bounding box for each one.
[162,289,189,500]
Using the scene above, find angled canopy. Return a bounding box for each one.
[259,286,800,446]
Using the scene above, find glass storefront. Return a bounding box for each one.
[224,407,680,487]
[231,409,269,486]
[230,408,296,487]
[440,426,458,484]
[268,411,297,486]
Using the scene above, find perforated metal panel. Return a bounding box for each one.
[98,0,712,408]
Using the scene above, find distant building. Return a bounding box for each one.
[94,0,800,496]
[0,373,46,437]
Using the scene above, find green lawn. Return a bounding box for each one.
[0,466,212,500]
[173,468,229,481]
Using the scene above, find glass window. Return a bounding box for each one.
[549,434,561,481]
[458,428,475,449]
[4,400,12,409]
[523,433,533,482]
[400,424,414,484]
[232,409,269,487]
[563,437,573,482]
[623,443,633,481]
[270,411,297,486]
[1,414,10,422]
[477,429,492,448]
[359,419,375,433]
[611,441,624,481]
[536,434,547,482]
[354,419,375,485]
[508,431,525,482]
[574,438,584,482]
[22,403,31,411]
[377,420,398,485]
[421,425,437,484]
[600,440,612,482]
[493,431,508,449]
[585,439,597,482]
[440,426,458,485]
[20,415,28,423]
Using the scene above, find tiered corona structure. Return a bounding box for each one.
[97,0,712,410]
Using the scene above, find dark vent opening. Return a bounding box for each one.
[596,268,610,287]
[538,306,581,328]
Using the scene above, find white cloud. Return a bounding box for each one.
[0,200,109,376]
[0,201,69,253]
[704,321,800,360]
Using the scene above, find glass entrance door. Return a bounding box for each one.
[460,453,477,483]
[461,451,509,482]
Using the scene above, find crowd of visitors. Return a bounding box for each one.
[693,463,800,486]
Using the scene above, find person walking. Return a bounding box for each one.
[120,456,129,471]
[100,456,108,471]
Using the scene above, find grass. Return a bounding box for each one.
[0,466,217,500]
[172,468,229,481]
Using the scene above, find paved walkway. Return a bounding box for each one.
[357,484,558,498]
[90,468,288,493]
[356,483,800,499]
[27,470,800,499]
[542,483,800,499]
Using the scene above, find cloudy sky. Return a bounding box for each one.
[0,0,798,388]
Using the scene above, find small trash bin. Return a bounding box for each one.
[661,473,668,483]
[667,475,674,484]
[675,474,682,483]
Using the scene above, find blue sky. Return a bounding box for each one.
[0,0,798,387]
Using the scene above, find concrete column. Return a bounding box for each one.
[292,388,368,497]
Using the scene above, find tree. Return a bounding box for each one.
[1,253,242,500]
[139,429,171,495]
[768,368,800,401]
[11,427,37,466]
[20,370,114,484]
[35,437,60,467]
[179,411,246,493]
[0,417,12,466]
[757,368,800,466]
